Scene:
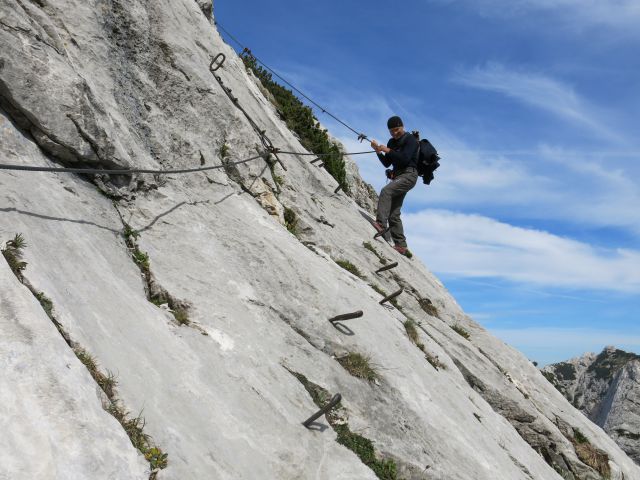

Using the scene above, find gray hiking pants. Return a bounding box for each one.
[376,169,418,248]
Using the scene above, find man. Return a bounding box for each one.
[370,116,419,256]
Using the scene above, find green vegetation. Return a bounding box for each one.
[555,363,577,381]
[35,291,54,318]
[369,284,387,297]
[615,429,640,440]
[75,346,168,475]
[334,424,398,480]
[363,241,387,264]
[542,370,559,387]
[288,370,397,480]
[172,307,190,326]
[284,207,298,235]
[242,53,349,193]
[426,352,445,370]
[1,233,28,281]
[418,297,438,317]
[122,224,150,276]
[571,429,611,479]
[587,349,640,380]
[218,137,230,160]
[404,319,420,345]
[336,352,379,382]
[335,259,364,279]
[451,324,470,340]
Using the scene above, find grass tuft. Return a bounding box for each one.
[284,207,298,235]
[404,319,420,345]
[35,291,54,318]
[172,307,190,326]
[571,429,611,478]
[336,352,379,382]
[334,424,398,480]
[363,241,387,264]
[451,324,470,340]
[288,370,397,480]
[2,233,28,281]
[335,259,364,279]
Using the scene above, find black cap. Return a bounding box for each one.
[387,116,403,129]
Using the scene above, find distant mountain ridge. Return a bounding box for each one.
[543,347,640,464]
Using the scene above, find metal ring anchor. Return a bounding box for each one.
[379,288,403,305]
[375,262,398,274]
[302,393,342,428]
[210,53,226,72]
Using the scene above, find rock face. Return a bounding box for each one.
[1,1,639,479]
[543,347,640,464]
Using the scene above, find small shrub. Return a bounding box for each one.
[145,446,169,470]
[336,352,379,382]
[284,207,298,235]
[571,430,610,478]
[73,347,117,400]
[242,52,350,193]
[426,352,445,370]
[35,292,54,318]
[273,175,284,187]
[132,250,150,270]
[335,259,364,279]
[404,319,420,345]
[218,137,230,160]
[451,324,470,340]
[123,224,139,242]
[2,233,28,280]
[419,298,438,317]
[574,429,588,445]
[172,307,190,326]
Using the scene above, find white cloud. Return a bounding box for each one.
[436,0,640,31]
[404,209,640,292]
[452,63,620,140]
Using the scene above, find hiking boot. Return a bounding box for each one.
[393,245,411,257]
[372,221,386,233]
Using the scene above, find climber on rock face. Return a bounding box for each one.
[370,115,419,256]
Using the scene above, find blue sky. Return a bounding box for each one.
[215,0,640,365]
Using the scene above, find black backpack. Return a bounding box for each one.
[412,131,440,185]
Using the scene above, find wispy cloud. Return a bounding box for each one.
[404,209,640,292]
[452,63,620,140]
[435,0,640,31]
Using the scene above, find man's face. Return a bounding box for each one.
[389,126,405,139]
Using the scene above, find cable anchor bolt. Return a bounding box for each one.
[302,394,342,428]
[210,53,226,72]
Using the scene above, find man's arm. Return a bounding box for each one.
[384,135,418,170]
[371,140,393,167]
